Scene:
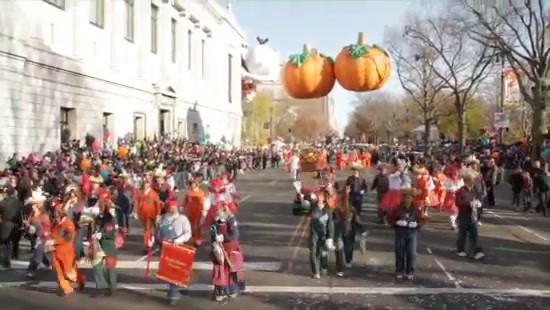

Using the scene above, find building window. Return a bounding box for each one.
[60,108,70,126]
[171,18,177,63]
[151,4,158,54]
[228,54,233,103]
[43,0,65,9]
[124,0,134,42]
[187,30,192,70]
[201,39,206,78]
[89,0,105,28]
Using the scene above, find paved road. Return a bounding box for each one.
[1,168,550,309]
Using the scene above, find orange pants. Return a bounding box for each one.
[52,252,85,294]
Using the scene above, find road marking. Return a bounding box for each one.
[288,216,309,271]
[426,247,462,288]
[268,179,278,185]
[8,260,282,271]
[492,246,550,255]
[239,194,252,204]
[3,281,550,296]
[487,210,550,242]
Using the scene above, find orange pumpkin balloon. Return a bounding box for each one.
[282,44,336,99]
[334,32,391,92]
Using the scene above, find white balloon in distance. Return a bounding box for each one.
[245,43,281,80]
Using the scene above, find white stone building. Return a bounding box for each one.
[0,0,246,157]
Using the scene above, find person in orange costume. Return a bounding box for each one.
[136,177,161,251]
[347,151,359,167]
[361,151,372,169]
[336,150,345,170]
[49,204,85,296]
[283,149,291,173]
[412,165,435,215]
[183,179,206,247]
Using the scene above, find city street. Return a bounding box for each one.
[1,168,550,309]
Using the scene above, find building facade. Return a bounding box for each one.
[0,0,246,156]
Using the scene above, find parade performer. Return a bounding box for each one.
[309,190,335,279]
[336,149,345,170]
[154,168,175,212]
[333,189,367,276]
[413,165,435,215]
[50,202,86,296]
[346,150,359,167]
[361,151,372,169]
[221,172,240,213]
[115,171,133,235]
[90,197,118,296]
[441,167,463,230]
[203,178,237,228]
[137,177,162,251]
[25,190,52,279]
[380,160,408,212]
[155,199,192,305]
[210,202,246,301]
[283,149,291,173]
[430,164,446,210]
[183,179,206,246]
[345,164,368,215]
[387,187,425,280]
[455,168,485,260]
[371,163,390,224]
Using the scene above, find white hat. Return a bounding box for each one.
[26,189,46,205]
[153,167,166,178]
[459,167,478,180]
[350,162,363,171]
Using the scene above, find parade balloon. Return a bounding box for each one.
[244,37,281,79]
[334,32,391,92]
[282,44,336,99]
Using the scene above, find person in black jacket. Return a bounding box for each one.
[531,161,549,216]
[507,165,523,210]
[387,187,425,280]
[0,186,24,268]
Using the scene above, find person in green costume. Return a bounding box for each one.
[90,195,118,296]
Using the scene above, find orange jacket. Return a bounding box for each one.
[137,189,161,219]
[51,217,76,255]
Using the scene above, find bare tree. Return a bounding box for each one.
[347,93,406,143]
[404,14,494,151]
[386,27,447,150]
[458,0,550,158]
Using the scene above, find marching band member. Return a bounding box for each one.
[90,196,118,296]
[155,199,192,305]
[137,177,162,252]
[25,189,52,279]
[455,168,485,260]
[387,187,426,280]
[50,201,86,296]
[210,201,245,301]
[441,167,463,230]
[183,179,206,246]
[309,190,335,279]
